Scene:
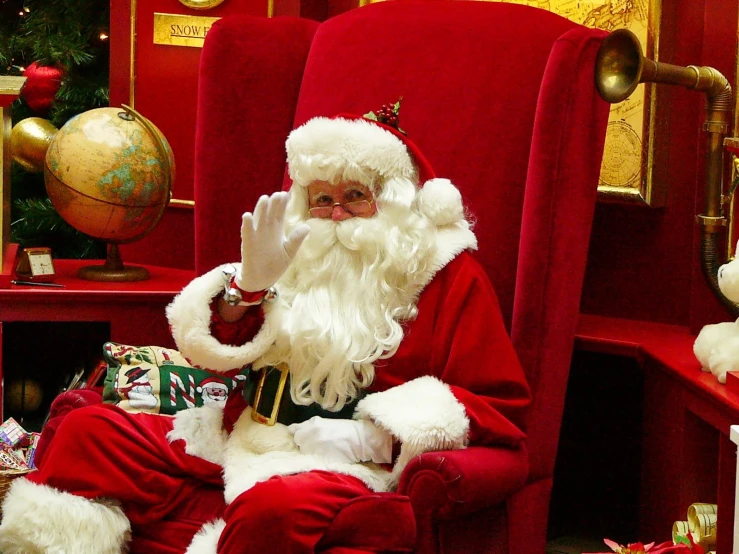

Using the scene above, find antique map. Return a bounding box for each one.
[496,0,651,192]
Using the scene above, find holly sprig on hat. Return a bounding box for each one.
[363,98,406,135]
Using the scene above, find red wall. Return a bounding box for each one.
[110,0,303,270]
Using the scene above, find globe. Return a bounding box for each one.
[43,106,174,280]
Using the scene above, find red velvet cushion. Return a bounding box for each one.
[196,1,584,329]
[194,15,319,273]
[290,0,580,329]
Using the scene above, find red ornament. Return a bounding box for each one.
[21,62,63,113]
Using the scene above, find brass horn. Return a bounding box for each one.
[595,29,736,313]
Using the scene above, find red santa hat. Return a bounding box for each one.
[196,377,229,394]
[285,102,466,227]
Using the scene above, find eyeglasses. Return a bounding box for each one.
[308,199,374,219]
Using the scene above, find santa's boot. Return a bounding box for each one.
[0,477,131,553]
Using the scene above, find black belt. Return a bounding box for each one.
[243,365,363,426]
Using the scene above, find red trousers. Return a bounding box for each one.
[30,404,414,554]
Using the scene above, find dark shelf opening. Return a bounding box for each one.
[2,321,110,433]
[548,350,644,547]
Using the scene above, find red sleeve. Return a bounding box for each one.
[208,299,266,347]
[355,253,531,457]
[435,257,531,446]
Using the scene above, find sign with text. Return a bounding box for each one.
[153,13,220,48]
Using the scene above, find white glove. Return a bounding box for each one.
[236,191,310,292]
[288,416,394,464]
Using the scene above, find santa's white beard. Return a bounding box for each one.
[258,201,438,411]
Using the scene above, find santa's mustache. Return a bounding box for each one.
[304,216,372,248]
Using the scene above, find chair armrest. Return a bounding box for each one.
[396,445,528,520]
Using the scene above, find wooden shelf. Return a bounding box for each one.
[575,314,737,553]
[0,260,195,419]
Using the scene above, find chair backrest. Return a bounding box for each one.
[194,0,609,485]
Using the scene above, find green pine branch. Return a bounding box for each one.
[11,195,105,260]
[2,0,110,258]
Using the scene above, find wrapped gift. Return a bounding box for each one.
[0,418,29,448]
[25,433,41,470]
[0,446,28,471]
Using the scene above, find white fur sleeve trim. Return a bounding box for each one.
[355,376,469,452]
[355,376,469,488]
[167,405,228,466]
[166,264,278,372]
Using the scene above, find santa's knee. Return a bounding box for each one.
[59,403,124,432]
[225,476,300,534]
[50,404,137,459]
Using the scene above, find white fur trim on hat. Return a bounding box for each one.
[286,117,418,187]
[166,264,279,372]
[0,478,131,554]
[415,178,466,227]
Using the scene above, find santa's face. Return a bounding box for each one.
[202,384,228,404]
[306,180,377,221]
[261,176,438,411]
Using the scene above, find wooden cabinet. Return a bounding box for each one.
[0,259,194,421]
[573,315,738,553]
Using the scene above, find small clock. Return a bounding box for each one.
[16,247,56,282]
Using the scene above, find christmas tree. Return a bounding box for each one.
[1,0,109,258]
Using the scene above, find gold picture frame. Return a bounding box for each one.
[360,0,664,205]
[493,0,663,206]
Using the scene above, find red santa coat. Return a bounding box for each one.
[2,242,530,554]
[165,248,531,501]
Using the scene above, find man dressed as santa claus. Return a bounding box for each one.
[0,109,530,554]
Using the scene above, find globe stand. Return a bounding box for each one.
[77,244,149,282]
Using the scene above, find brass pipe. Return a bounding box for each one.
[595,29,737,314]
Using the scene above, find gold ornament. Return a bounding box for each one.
[11,117,58,173]
[178,0,227,9]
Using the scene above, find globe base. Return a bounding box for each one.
[77,264,150,282]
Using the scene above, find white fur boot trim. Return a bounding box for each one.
[0,477,130,554]
[186,519,226,554]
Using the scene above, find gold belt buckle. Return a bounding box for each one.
[251,364,289,426]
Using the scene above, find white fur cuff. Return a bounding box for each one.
[355,376,469,452]
[0,478,130,554]
[168,404,228,465]
[166,264,278,371]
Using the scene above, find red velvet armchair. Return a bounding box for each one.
[193,2,608,553]
[39,2,609,553]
